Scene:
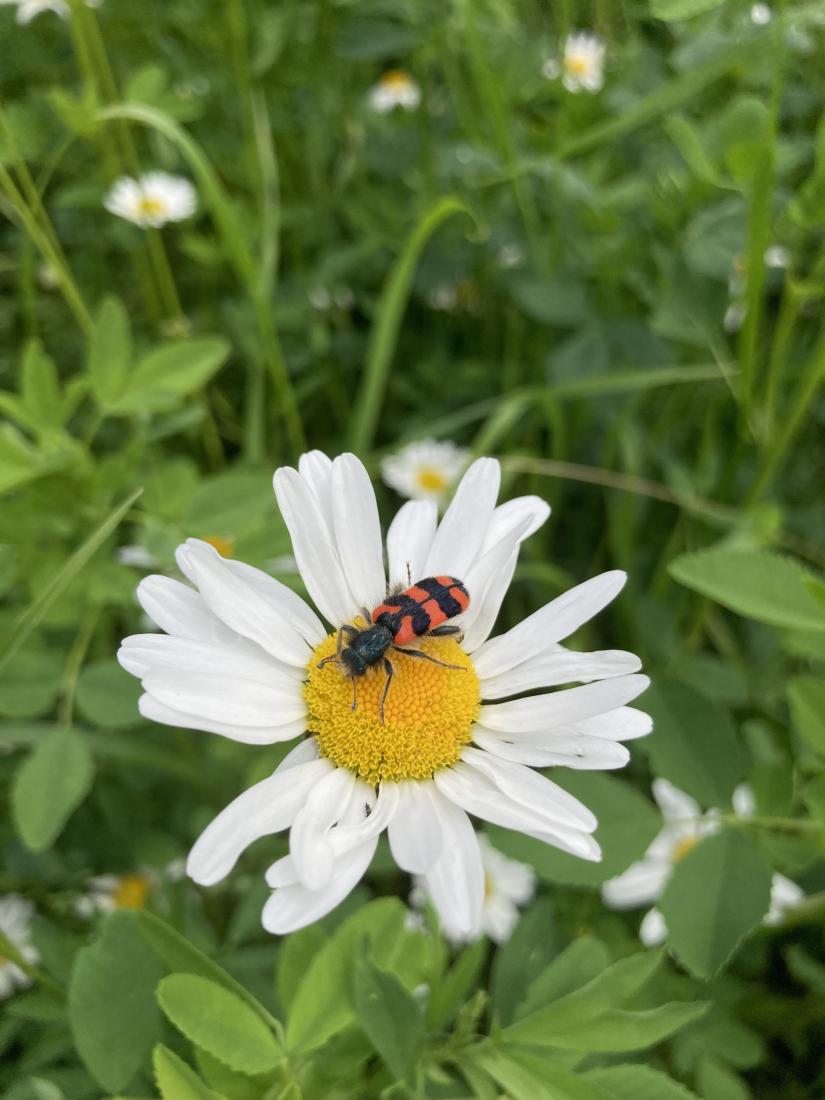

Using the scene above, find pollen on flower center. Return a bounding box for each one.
[416,467,448,493]
[112,873,152,909]
[137,196,165,219]
[565,55,590,76]
[381,69,413,91]
[305,632,480,784]
[672,836,698,863]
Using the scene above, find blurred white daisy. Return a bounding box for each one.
[764,244,790,269]
[75,871,156,917]
[543,32,606,94]
[750,3,772,24]
[381,440,470,504]
[604,780,804,944]
[0,0,99,23]
[118,452,649,937]
[412,834,534,943]
[104,172,197,229]
[369,70,421,113]
[0,895,38,999]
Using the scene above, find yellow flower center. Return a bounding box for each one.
[112,873,152,909]
[381,69,413,91]
[416,466,449,494]
[137,196,166,220]
[565,54,591,76]
[305,631,479,784]
[672,836,698,863]
[203,535,235,558]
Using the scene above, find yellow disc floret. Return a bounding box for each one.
[305,632,480,784]
[416,467,449,494]
[112,873,152,909]
[672,836,698,863]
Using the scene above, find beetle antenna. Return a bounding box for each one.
[406,560,412,585]
[350,677,358,712]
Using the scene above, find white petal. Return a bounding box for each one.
[175,540,314,666]
[601,859,670,909]
[482,496,550,553]
[118,634,300,685]
[639,907,668,946]
[331,454,386,611]
[224,558,326,646]
[573,706,652,741]
[298,450,334,525]
[186,753,332,885]
[138,694,306,745]
[472,571,628,679]
[423,458,500,577]
[480,648,642,699]
[137,575,237,644]
[262,838,377,935]
[472,727,630,770]
[387,781,444,873]
[386,500,438,587]
[141,668,306,728]
[289,768,358,889]
[420,788,485,940]
[479,674,649,733]
[274,466,358,625]
[652,778,702,823]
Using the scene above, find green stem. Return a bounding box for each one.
[721,814,825,835]
[58,611,99,727]
[0,929,63,999]
[762,279,805,437]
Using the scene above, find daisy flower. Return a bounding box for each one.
[104,172,197,229]
[543,32,606,94]
[0,895,38,999]
[75,871,156,918]
[412,834,534,944]
[118,452,650,938]
[381,439,470,504]
[603,781,804,945]
[0,0,98,23]
[369,70,421,113]
[750,3,772,24]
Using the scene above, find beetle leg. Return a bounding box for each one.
[317,624,358,668]
[379,657,394,725]
[351,676,358,712]
[392,646,465,671]
[360,607,372,625]
[428,624,462,637]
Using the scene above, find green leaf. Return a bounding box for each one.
[489,772,661,886]
[183,469,277,539]
[21,341,63,430]
[68,911,164,1092]
[785,946,825,996]
[660,829,772,979]
[0,649,62,718]
[515,936,611,1022]
[87,296,132,407]
[503,950,665,1045]
[669,547,825,633]
[650,0,725,20]
[529,1001,708,1051]
[641,678,747,806]
[156,973,282,1075]
[276,925,327,1016]
[427,938,487,1030]
[472,1046,605,1100]
[353,953,423,1083]
[153,1045,227,1100]
[112,337,230,414]
[490,898,560,1026]
[788,676,825,754]
[585,1064,701,1099]
[12,727,94,851]
[76,659,142,729]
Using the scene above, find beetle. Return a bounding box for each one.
[317,575,470,724]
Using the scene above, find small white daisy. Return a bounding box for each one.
[412,834,534,943]
[118,452,650,937]
[0,895,38,999]
[369,70,421,113]
[75,871,156,918]
[750,3,772,25]
[104,172,197,229]
[764,244,790,269]
[381,440,470,504]
[0,0,98,23]
[544,32,606,94]
[604,781,804,944]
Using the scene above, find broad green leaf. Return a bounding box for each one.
[660,829,772,979]
[503,951,664,1045]
[585,1064,701,1099]
[276,925,327,1015]
[669,547,825,633]
[353,954,423,1083]
[195,1049,268,1100]
[183,469,276,539]
[651,0,725,19]
[473,1046,605,1100]
[68,911,163,1092]
[490,898,560,1026]
[641,678,747,806]
[88,296,132,407]
[21,341,62,430]
[529,1001,708,1051]
[112,338,230,414]
[785,946,825,996]
[788,676,825,754]
[0,424,55,495]
[76,659,142,729]
[695,1056,751,1100]
[12,727,94,851]
[0,649,62,718]
[153,1045,226,1100]
[515,936,611,1022]
[156,973,282,1075]
[489,772,660,886]
[427,938,487,1030]
[134,910,276,1027]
